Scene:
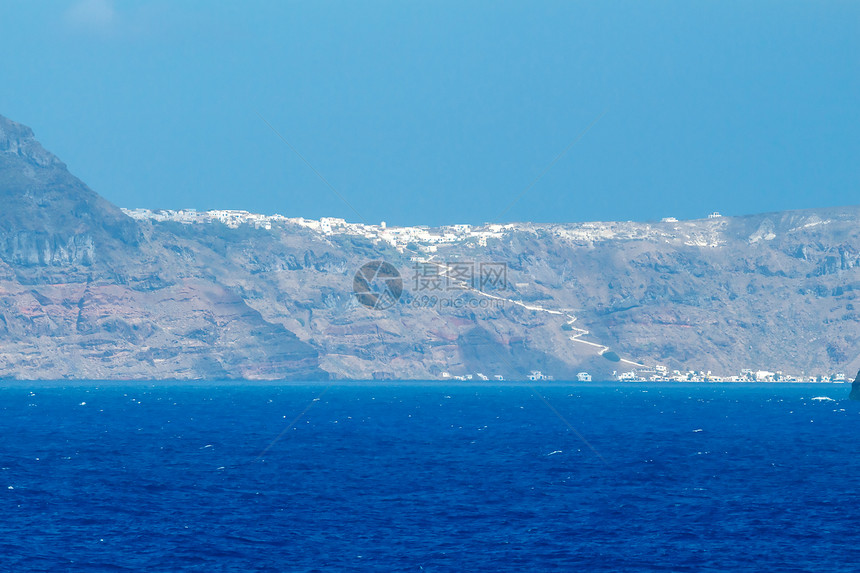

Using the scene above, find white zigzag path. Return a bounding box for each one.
[425,260,644,368]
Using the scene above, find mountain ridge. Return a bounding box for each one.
[0,114,327,381]
[0,114,858,381]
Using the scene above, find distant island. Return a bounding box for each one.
[1,113,858,382]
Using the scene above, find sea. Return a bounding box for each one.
[1,382,859,572]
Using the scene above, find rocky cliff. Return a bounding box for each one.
[0,114,858,381]
[0,115,326,381]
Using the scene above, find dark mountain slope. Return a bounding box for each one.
[0,115,326,380]
[0,115,139,270]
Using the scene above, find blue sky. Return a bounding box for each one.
[0,1,857,226]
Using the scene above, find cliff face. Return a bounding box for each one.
[165,207,856,381]
[0,115,327,381]
[850,371,860,400]
[0,113,858,381]
[0,115,140,271]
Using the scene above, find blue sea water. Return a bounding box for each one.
[1,382,859,572]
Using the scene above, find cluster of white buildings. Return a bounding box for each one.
[433,367,848,383]
[122,208,737,255]
[121,208,514,251]
[615,365,849,383]
[438,371,564,382]
[433,367,847,383]
[122,208,279,230]
[528,370,555,381]
[441,372,506,382]
[437,370,570,382]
